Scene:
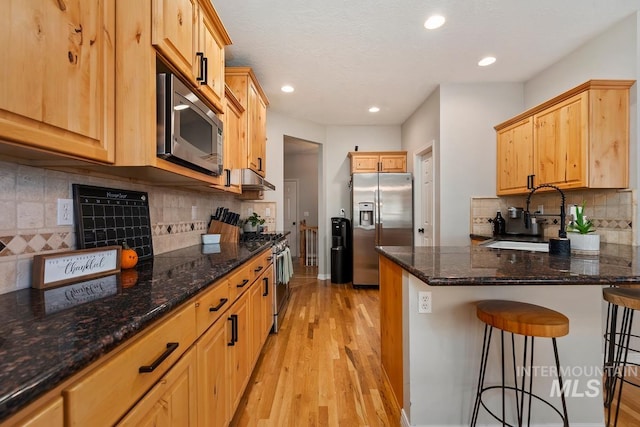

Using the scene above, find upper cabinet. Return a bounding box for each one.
[348,151,407,174]
[116,0,232,189]
[222,85,244,194]
[151,0,227,113]
[225,67,269,177]
[495,80,634,196]
[0,0,115,163]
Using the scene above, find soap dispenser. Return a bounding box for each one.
[493,211,506,236]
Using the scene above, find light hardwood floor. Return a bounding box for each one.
[230,261,640,426]
[230,261,401,426]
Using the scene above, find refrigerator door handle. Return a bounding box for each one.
[375,189,381,244]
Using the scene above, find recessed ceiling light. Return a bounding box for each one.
[369,106,380,113]
[478,56,496,67]
[281,85,294,93]
[424,15,446,30]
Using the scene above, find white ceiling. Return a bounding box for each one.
[213,0,639,126]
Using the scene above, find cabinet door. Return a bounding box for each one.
[117,348,197,427]
[196,8,225,112]
[247,82,267,176]
[496,118,534,195]
[197,315,229,427]
[351,154,380,173]
[18,397,63,427]
[228,290,251,414]
[380,154,406,172]
[0,0,114,163]
[152,0,197,81]
[222,90,243,194]
[534,92,587,189]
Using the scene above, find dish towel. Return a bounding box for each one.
[282,247,293,284]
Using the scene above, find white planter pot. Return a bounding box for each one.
[244,223,258,233]
[568,233,600,254]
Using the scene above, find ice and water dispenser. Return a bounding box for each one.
[331,217,352,283]
[358,202,374,227]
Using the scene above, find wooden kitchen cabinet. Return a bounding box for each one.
[116,0,232,189]
[117,347,198,426]
[64,303,197,427]
[227,289,252,414]
[250,264,274,366]
[495,80,634,195]
[348,151,407,173]
[496,117,534,194]
[0,0,115,163]
[222,85,245,194]
[196,313,230,427]
[4,397,64,427]
[225,67,270,177]
[151,0,227,113]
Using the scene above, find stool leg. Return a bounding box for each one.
[552,337,569,427]
[511,333,523,426]
[603,302,618,407]
[501,330,506,426]
[609,307,634,427]
[471,324,493,426]
[527,338,535,427]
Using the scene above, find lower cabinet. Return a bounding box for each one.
[196,313,230,427]
[6,250,274,427]
[117,347,198,426]
[227,289,252,416]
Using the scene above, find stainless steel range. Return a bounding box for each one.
[241,232,290,333]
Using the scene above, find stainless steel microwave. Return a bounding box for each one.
[157,73,223,176]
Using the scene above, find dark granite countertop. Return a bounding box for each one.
[0,241,272,421]
[377,243,640,286]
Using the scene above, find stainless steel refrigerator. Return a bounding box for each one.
[351,172,413,286]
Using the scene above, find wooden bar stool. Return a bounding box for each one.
[602,287,640,427]
[471,300,570,427]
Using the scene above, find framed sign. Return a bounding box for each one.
[32,246,121,290]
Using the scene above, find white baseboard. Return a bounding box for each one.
[317,273,330,280]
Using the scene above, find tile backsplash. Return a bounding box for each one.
[0,160,242,295]
[471,189,635,245]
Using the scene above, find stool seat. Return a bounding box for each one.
[476,300,569,338]
[603,287,640,311]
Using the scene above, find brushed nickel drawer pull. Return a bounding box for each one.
[209,298,228,312]
[139,342,179,373]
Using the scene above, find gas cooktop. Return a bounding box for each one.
[240,232,286,243]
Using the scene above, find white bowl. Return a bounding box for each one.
[201,234,221,244]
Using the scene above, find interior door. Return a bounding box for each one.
[284,180,299,257]
[419,150,434,246]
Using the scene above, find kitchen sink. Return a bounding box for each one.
[482,240,549,252]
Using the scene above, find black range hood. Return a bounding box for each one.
[241,169,275,191]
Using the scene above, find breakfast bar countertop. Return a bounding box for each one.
[0,240,272,422]
[376,243,640,286]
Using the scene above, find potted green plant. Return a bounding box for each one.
[244,212,265,232]
[567,201,600,253]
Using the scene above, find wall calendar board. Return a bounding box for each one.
[72,184,154,260]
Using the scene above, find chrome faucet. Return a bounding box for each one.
[524,183,567,238]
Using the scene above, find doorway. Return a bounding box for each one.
[283,136,320,261]
[283,180,299,256]
[418,146,435,246]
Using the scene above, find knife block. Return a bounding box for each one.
[207,220,239,243]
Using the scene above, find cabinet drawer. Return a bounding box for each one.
[64,303,196,427]
[195,279,230,336]
[228,265,251,301]
[249,250,273,282]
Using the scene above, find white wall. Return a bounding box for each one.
[401,84,524,246]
